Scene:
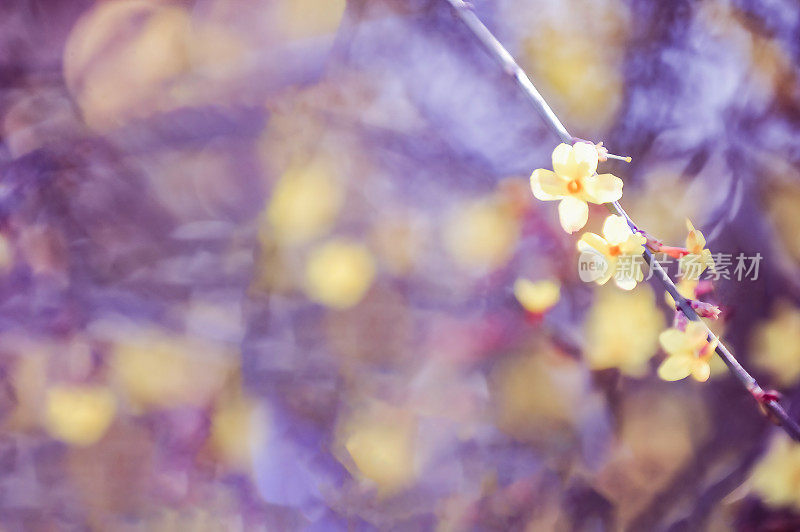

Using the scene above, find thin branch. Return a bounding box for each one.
[443,0,800,441]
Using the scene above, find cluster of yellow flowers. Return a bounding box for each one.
[525,142,719,383]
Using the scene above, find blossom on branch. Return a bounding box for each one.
[679,219,715,277]
[530,143,623,233]
[657,322,718,383]
[577,214,646,290]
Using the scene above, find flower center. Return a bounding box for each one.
[608,245,621,257]
[567,179,582,194]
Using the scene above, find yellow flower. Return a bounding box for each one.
[657,322,717,382]
[263,161,343,246]
[111,330,232,411]
[443,197,519,270]
[750,434,800,510]
[530,143,623,233]
[584,285,665,376]
[490,349,586,442]
[679,219,715,278]
[513,278,560,314]
[43,385,116,446]
[751,302,800,387]
[577,214,646,290]
[305,239,375,308]
[339,403,417,494]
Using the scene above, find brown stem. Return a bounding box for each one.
[443,0,800,441]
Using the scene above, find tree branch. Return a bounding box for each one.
[443,0,800,441]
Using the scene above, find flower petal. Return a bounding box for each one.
[530,169,565,201]
[659,328,686,355]
[679,253,709,278]
[658,355,693,381]
[620,233,646,255]
[701,249,715,272]
[552,143,577,178]
[558,197,588,234]
[685,219,707,252]
[597,257,616,285]
[578,232,610,256]
[686,230,706,254]
[572,141,599,176]
[685,322,709,349]
[614,274,638,291]
[602,215,632,245]
[691,360,711,382]
[614,261,644,291]
[584,173,623,204]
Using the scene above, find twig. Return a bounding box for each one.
[443,0,800,441]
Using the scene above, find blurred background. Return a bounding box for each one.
[1,0,800,529]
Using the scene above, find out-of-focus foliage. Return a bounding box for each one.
[1,0,800,529]
[64,1,193,130]
[596,389,709,523]
[508,0,630,130]
[584,285,664,376]
[109,326,233,410]
[443,195,520,270]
